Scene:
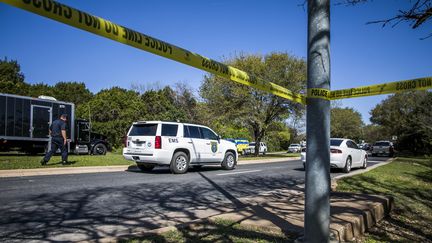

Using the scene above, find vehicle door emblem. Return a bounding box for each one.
[211,141,218,153]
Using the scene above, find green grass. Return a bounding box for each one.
[122,218,295,243]
[336,156,432,242]
[239,153,300,160]
[0,152,132,170]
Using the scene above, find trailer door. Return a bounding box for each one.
[31,105,52,139]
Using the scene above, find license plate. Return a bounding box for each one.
[129,148,144,153]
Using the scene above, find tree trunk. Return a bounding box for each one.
[254,129,266,157]
[250,123,263,157]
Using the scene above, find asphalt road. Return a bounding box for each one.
[0,156,390,242]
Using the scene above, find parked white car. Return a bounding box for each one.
[287,144,302,153]
[301,138,368,173]
[243,142,267,155]
[123,121,238,174]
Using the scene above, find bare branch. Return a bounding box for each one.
[339,0,432,39]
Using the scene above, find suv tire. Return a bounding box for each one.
[170,151,189,174]
[222,152,236,170]
[137,163,155,172]
[343,156,352,173]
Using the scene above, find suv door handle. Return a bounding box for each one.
[206,143,211,145]
[188,142,193,144]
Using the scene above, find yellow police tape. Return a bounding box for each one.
[0,0,306,104]
[329,77,432,100]
[307,77,432,100]
[1,0,430,104]
[307,88,331,99]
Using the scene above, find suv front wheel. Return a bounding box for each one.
[222,152,236,170]
[170,151,189,174]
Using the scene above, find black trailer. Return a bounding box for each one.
[0,93,108,154]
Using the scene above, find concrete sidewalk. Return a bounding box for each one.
[101,188,393,243]
[0,157,299,178]
[106,160,395,242]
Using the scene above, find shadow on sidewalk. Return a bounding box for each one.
[198,172,303,236]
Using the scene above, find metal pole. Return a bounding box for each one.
[305,0,331,242]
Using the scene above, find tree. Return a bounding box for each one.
[370,91,432,154]
[76,87,145,148]
[173,83,201,123]
[287,113,306,145]
[0,57,29,95]
[265,122,292,152]
[200,53,306,156]
[340,0,432,38]
[362,124,389,143]
[140,86,188,122]
[52,82,93,106]
[331,107,364,141]
[27,83,54,98]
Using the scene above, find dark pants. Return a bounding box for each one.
[43,137,68,162]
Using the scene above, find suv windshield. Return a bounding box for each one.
[374,142,390,146]
[129,124,157,136]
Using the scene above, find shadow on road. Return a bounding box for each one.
[126,165,226,174]
[0,170,304,242]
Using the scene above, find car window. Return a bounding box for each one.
[200,127,218,140]
[349,141,359,149]
[185,125,201,139]
[161,124,178,136]
[250,142,256,146]
[129,124,157,136]
[330,139,343,146]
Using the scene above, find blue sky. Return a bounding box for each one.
[1,0,431,124]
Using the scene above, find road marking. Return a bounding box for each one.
[216,169,262,176]
[269,166,289,169]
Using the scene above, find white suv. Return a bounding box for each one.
[243,142,268,155]
[123,121,238,174]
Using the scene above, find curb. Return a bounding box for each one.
[0,165,131,178]
[331,157,396,190]
[0,157,300,178]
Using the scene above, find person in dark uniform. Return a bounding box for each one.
[40,114,68,165]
